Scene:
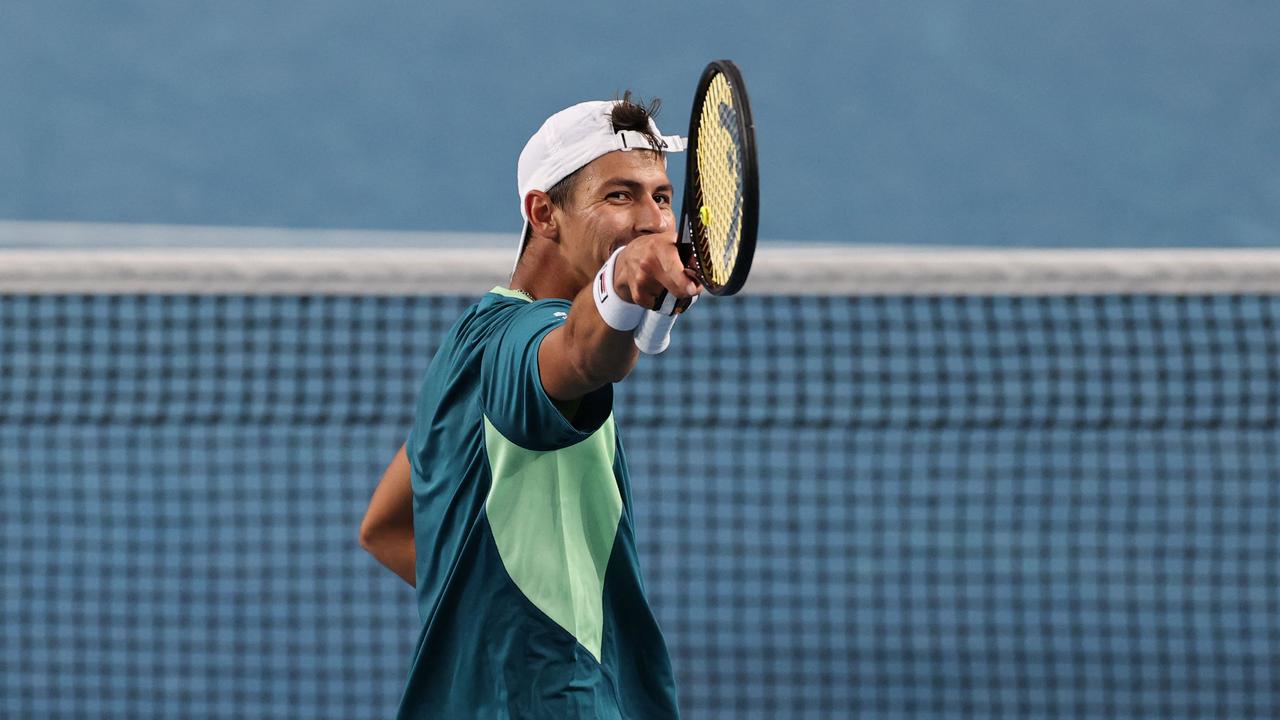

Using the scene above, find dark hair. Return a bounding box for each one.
[546,91,663,209]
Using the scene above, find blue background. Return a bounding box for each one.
[3,1,1278,246]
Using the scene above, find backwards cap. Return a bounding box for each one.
[514,100,686,265]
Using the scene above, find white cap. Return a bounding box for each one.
[514,100,686,266]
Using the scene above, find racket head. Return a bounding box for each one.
[682,60,759,296]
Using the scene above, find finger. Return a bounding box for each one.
[621,237,697,306]
[654,267,698,298]
[650,289,669,312]
[654,247,698,296]
[626,275,673,310]
[644,229,679,246]
[629,271,686,308]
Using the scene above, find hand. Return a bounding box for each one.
[611,233,702,310]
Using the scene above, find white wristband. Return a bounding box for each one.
[634,292,698,355]
[592,247,645,332]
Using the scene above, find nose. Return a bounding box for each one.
[633,193,669,235]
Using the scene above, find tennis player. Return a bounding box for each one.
[360,94,696,718]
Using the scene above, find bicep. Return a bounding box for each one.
[537,324,594,403]
[481,299,619,446]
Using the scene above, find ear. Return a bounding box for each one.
[524,191,560,242]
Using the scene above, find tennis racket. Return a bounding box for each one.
[633,59,759,354]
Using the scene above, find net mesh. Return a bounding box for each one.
[4,247,1280,719]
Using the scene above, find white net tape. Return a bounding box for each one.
[4,221,1280,295]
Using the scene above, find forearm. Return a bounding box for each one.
[360,443,416,587]
[363,533,416,587]
[538,236,698,403]
[556,283,641,392]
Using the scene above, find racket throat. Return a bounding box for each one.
[677,217,698,273]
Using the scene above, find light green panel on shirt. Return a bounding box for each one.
[482,415,622,662]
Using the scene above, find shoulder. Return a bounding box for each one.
[478,292,570,339]
[476,292,609,449]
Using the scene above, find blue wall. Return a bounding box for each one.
[3,1,1278,246]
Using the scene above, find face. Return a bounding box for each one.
[553,150,674,283]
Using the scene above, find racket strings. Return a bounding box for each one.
[692,72,747,290]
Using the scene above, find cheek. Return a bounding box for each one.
[562,217,599,268]
[581,214,621,252]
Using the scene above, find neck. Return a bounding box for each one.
[509,235,587,301]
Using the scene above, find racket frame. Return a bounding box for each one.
[682,59,759,297]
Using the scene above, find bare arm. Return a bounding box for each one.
[359,443,416,587]
[538,233,700,402]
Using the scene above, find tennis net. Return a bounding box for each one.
[3,231,1279,718]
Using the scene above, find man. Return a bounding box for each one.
[359,94,698,718]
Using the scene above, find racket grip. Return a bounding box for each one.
[634,308,678,355]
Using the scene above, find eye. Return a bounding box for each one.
[654,193,672,206]
[606,191,630,201]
